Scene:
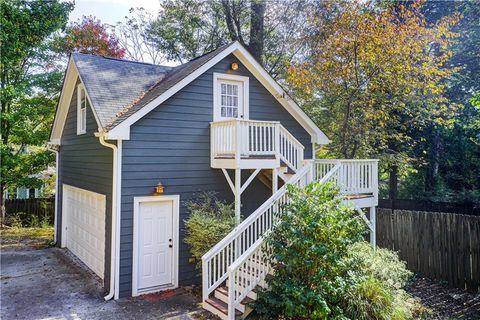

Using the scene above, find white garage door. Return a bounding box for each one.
[62,184,106,279]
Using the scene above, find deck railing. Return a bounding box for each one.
[210,119,304,171]
[315,159,378,197]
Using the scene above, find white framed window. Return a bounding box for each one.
[213,73,249,121]
[77,84,87,135]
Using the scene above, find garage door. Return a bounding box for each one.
[62,184,106,279]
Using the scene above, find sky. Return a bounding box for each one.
[69,0,160,25]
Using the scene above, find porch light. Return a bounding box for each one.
[231,62,239,71]
[154,182,164,194]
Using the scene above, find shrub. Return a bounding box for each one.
[184,192,236,268]
[256,182,423,320]
[256,182,366,319]
[343,242,412,290]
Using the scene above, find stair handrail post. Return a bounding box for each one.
[274,123,280,162]
[235,120,241,166]
[227,275,235,320]
[202,257,208,302]
[373,160,379,203]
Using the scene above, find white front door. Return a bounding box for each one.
[217,79,244,120]
[137,200,174,291]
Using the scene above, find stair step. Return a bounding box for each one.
[216,286,256,305]
[204,297,242,318]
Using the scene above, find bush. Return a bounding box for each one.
[184,192,236,268]
[344,242,412,290]
[256,182,423,320]
[256,182,366,319]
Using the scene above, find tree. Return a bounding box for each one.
[287,1,461,200]
[57,15,125,58]
[147,0,310,77]
[0,0,73,221]
[112,8,164,64]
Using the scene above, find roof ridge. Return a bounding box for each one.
[72,51,174,68]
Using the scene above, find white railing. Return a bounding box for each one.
[278,125,304,170]
[210,119,304,170]
[315,159,378,197]
[202,163,313,302]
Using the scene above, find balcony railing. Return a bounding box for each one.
[314,159,379,198]
[210,119,304,170]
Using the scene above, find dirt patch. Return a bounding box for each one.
[407,277,480,319]
[0,227,54,250]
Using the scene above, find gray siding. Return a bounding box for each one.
[118,54,312,297]
[57,79,114,288]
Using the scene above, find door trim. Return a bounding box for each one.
[213,72,249,121]
[132,195,180,297]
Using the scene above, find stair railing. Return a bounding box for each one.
[201,162,313,303]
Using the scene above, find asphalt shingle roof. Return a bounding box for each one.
[72,53,173,128]
[72,42,234,130]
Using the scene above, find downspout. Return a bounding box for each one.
[47,144,59,244]
[95,132,121,301]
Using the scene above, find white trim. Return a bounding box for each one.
[132,195,180,297]
[50,57,103,143]
[77,83,87,135]
[105,41,330,144]
[213,73,249,121]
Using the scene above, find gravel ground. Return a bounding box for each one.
[407,277,480,319]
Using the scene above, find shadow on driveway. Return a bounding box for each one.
[0,246,207,320]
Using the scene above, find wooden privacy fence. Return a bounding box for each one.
[4,197,55,225]
[377,208,480,292]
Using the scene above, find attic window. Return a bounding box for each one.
[77,84,87,135]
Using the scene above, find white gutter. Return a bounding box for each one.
[96,132,122,301]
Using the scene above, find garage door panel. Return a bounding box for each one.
[63,184,106,279]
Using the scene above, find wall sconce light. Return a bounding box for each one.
[154,182,164,194]
[231,62,239,71]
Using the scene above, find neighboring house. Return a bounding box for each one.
[49,41,378,319]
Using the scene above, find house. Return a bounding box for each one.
[49,41,378,319]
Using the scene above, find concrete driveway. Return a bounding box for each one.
[0,246,207,320]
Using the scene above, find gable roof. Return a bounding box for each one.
[72,53,173,128]
[107,43,232,130]
[50,41,330,145]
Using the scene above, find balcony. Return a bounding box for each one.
[210,119,304,170]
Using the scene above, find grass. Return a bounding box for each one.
[0,226,54,250]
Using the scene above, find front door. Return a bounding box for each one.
[217,79,244,120]
[137,200,174,291]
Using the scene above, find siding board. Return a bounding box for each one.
[118,54,313,297]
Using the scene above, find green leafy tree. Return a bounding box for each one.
[147,0,310,77]
[288,1,461,200]
[1,0,73,221]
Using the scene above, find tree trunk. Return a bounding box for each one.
[0,184,5,227]
[426,127,441,193]
[388,165,398,200]
[249,0,265,64]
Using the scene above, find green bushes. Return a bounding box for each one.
[256,182,423,320]
[184,192,236,268]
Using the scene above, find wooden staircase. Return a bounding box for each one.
[204,258,272,319]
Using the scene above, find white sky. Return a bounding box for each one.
[69,0,160,25]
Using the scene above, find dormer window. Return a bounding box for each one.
[77,84,87,135]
